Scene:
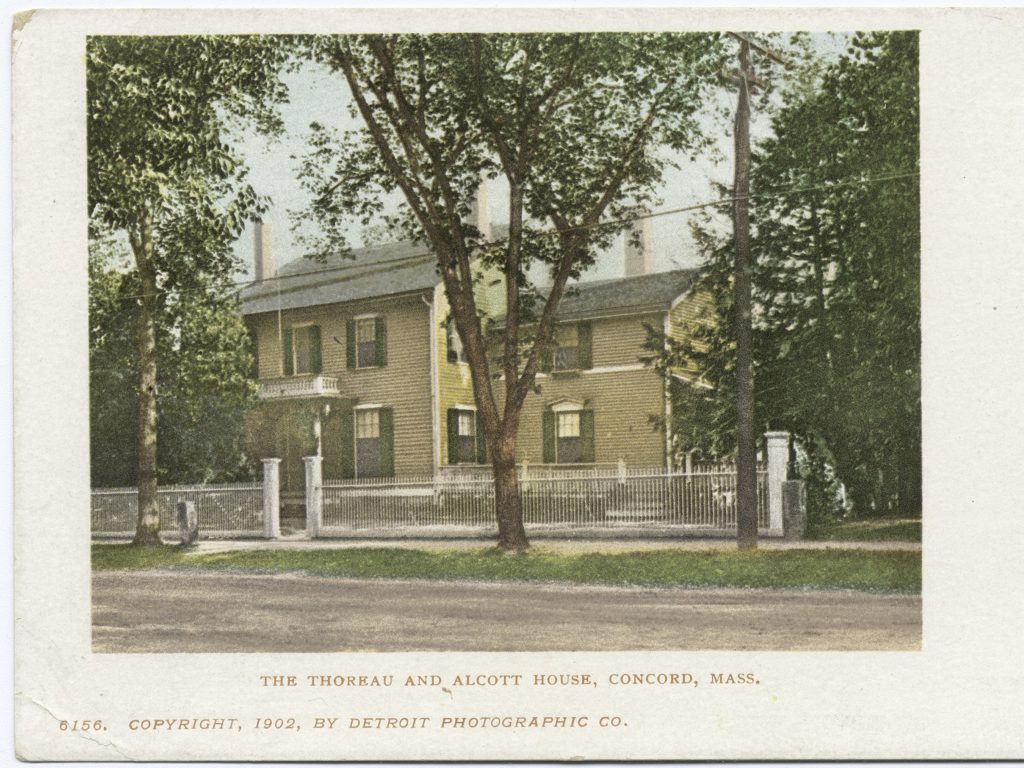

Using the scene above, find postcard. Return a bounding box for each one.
[12,6,1024,761]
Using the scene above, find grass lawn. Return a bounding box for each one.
[808,517,921,542]
[92,544,921,593]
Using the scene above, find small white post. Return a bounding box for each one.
[617,457,627,485]
[521,458,530,492]
[765,431,789,533]
[304,455,323,538]
[261,458,281,539]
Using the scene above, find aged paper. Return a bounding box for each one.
[12,6,1024,761]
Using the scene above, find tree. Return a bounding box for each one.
[296,33,725,551]
[89,232,258,488]
[651,32,920,527]
[87,36,291,544]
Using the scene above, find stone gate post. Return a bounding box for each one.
[262,458,281,539]
[304,455,323,538]
[765,431,789,534]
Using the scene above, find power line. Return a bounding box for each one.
[97,169,920,305]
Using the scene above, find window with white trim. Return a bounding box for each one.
[554,324,579,371]
[356,318,378,368]
[355,408,381,477]
[556,411,582,463]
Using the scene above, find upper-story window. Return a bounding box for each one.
[446,319,467,364]
[347,316,387,369]
[283,324,321,376]
[554,325,579,371]
[544,321,592,372]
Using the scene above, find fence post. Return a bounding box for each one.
[304,455,323,538]
[765,431,789,534]
[617,457,627,485]
[521,459,530,492]
[262,458,281,539]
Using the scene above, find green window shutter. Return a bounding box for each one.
[340,411,355,479]
[446,408,459,464]
[542,411,556,463]
[379,407,394,477]
[309,325,322,373]
[345,320,356,369]
[375,317,388,367]
[577,321,592,370]
[475,411,487,464]
[282,328,294,376]
[580,410,595,463]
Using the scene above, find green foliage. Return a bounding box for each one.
[294,32,727,374]
[651,32,920,520]
[89,238,258,486]
[92,544,921,593]
[87,36,292,488]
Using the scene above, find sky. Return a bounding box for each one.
[231,34,847,286]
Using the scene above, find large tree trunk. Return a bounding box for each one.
[492,439,528,553]
[130,214,162,546]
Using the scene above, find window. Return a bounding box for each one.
[447,320,467,364]
[556,411,582,464]
[447,408,483,464]
[347,317,387,369]
[554,325,579,371]
[356,408,380,439]
[340,407,394,478]
[543,407,594,464]
[544,322,591,372]
[354,408,383,477]
[283,325,321,376]
[458,411,476,463]
[356,318,377,368]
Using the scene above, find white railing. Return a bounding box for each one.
[259,374,340,400]
[91,482,264,538]
[320,465,769,533]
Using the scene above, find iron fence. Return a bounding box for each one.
[91,482,264,538]
[320,465,768,533]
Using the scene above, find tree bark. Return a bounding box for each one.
[491,437,528,552]
[130,213,162,546]
[733,40,758,551]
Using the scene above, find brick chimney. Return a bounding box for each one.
[468,180,491,242]
[624,215,652,277]
[254,219,274,282]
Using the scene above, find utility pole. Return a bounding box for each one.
[722,33,789,551]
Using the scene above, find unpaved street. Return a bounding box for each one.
[93,571,920,652]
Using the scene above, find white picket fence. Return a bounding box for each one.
[92,432,791,540]
[319,464,769,534]
[91,482,264,539]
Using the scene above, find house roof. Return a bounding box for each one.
[240,231,701,320]
[510,267,702,323]
[240,239,441,316]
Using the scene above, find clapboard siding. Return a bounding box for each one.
[499,368,666,467]
[248,293,434,477]
[667,285,715,378]
[588,311,662,367]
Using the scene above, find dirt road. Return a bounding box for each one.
[92,571,920,652]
